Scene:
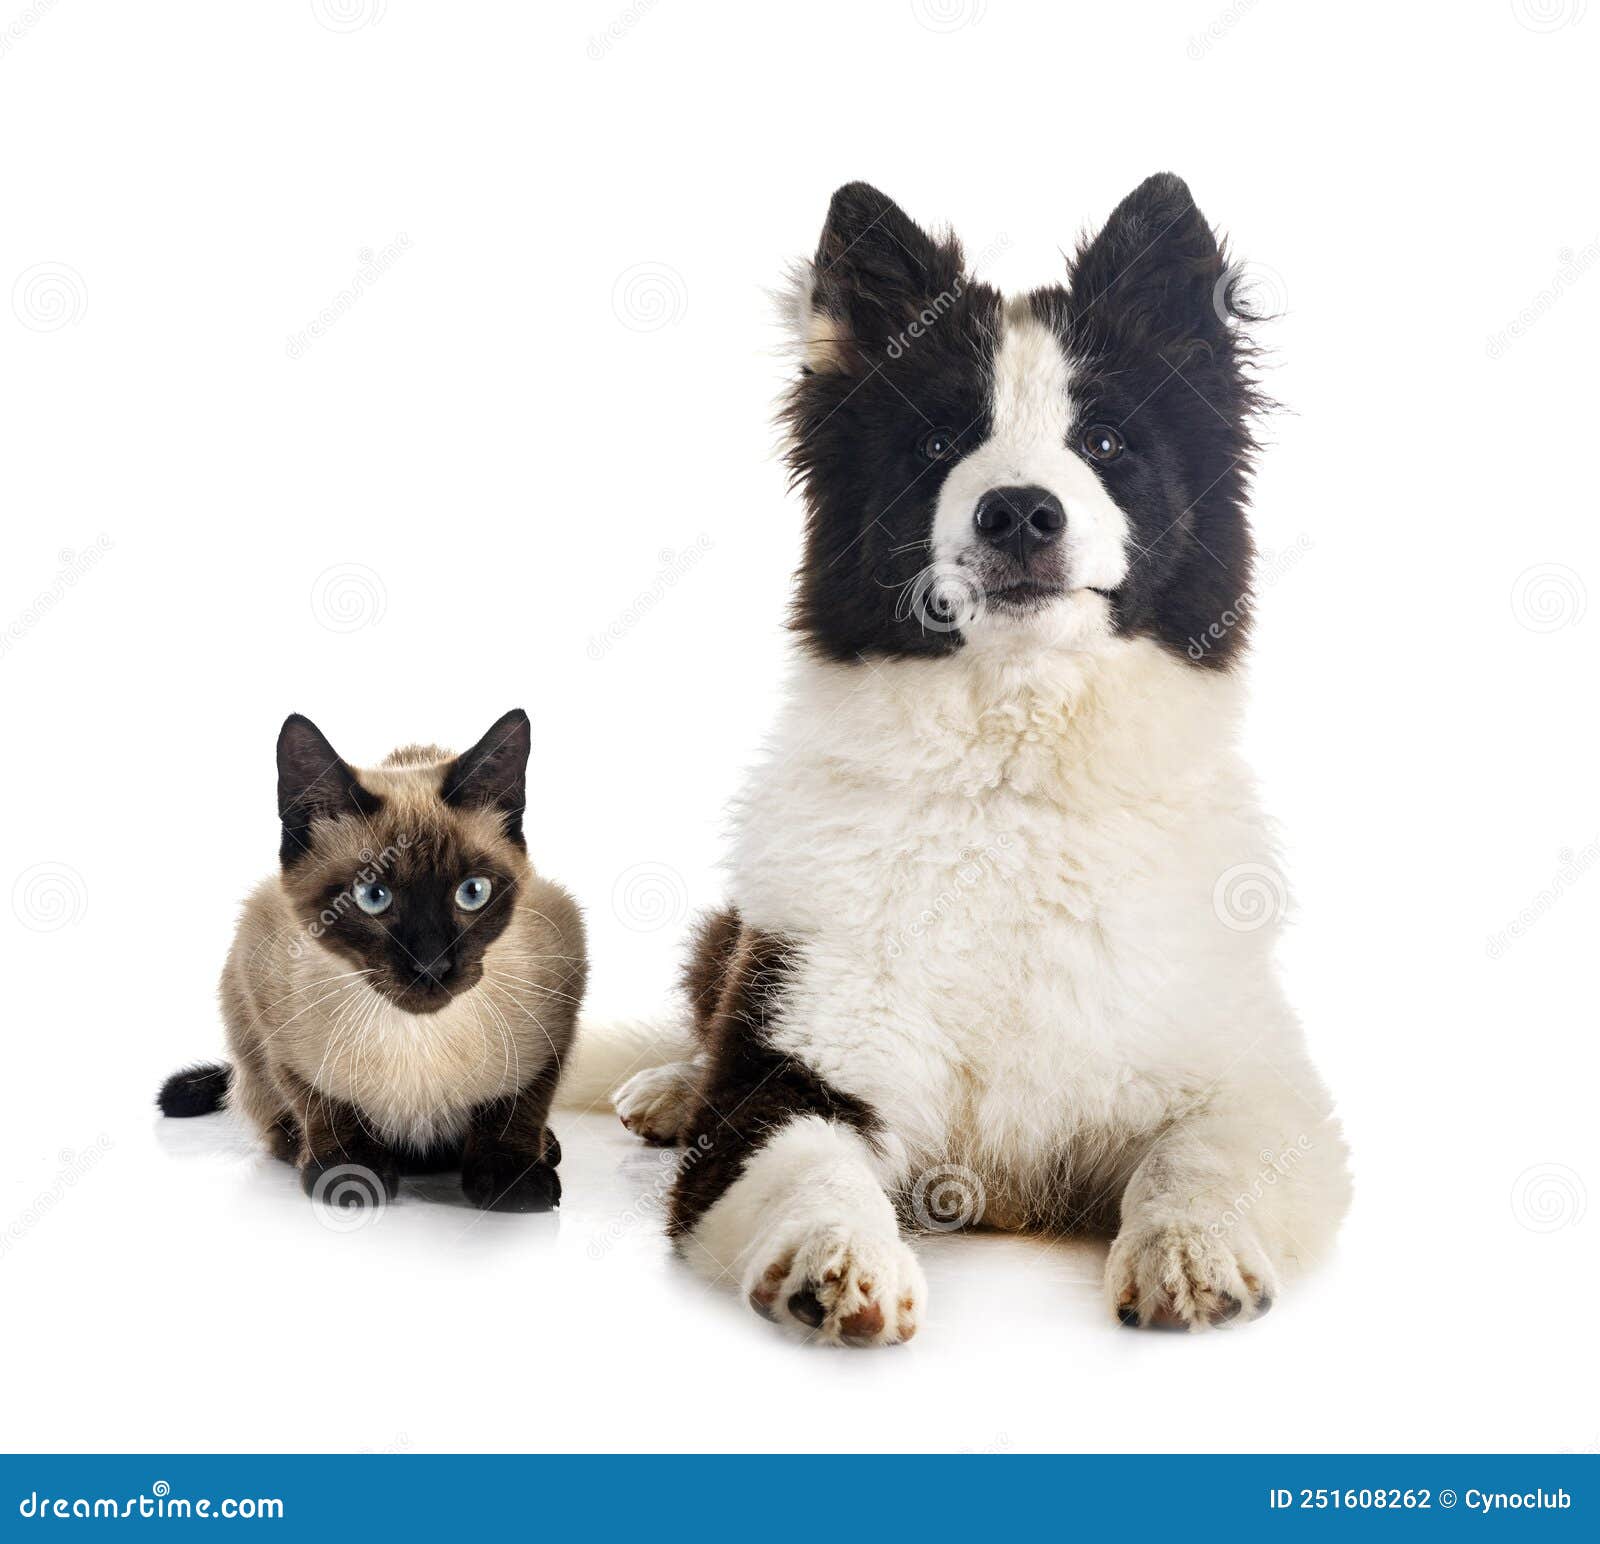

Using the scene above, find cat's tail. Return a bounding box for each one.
[157,1062,231,1117]
[554,1016,694,1113]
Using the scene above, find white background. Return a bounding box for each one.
[2,1,1596,1455]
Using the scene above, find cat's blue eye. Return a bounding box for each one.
[354,881,392,916]
[455,877,492,912]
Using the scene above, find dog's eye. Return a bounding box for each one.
[455,877,492,912]
[354,881,392,916]
[918,426,958,462]
[1080,424,1125,463]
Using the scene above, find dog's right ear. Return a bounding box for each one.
[1067,173,1233,350]
[787,183,965,373]
[276,714,382,868]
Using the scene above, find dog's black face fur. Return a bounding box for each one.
[786,187,1004,662]
[783,175,1263,668]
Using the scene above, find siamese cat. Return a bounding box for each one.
[158,708,586,1212]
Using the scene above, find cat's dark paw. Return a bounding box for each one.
[461,1153,561,1213]
[300,1157,400,1207]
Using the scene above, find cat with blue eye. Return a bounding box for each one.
[157,709,587,1213]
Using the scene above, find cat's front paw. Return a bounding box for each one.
[300,1157,399,1208]
[1106,1217,1277,1331]
[744,1219,924,1347]
[462,1152,561,1213]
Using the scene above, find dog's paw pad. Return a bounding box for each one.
[743,1224,924,1347]
[613,1060,698,1146]
[1107,1219,1277,1331]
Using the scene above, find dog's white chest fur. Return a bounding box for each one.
[727,636,1283,1209]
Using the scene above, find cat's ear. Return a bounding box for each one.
[442,709,530,846]
[1066,173,1230,348]
[790,182,965,373]
[276,714,382,867]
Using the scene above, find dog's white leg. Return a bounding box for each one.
[679,1114,924,1347]
[1107,1075,1350,1330]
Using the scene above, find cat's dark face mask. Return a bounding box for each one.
[274,711,531,1015]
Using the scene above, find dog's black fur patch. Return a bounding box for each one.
[1035,172,1266,667]
[668,917,879,1237]
[784,182,1002,663]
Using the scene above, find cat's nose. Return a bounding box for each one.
[413,952,455,987]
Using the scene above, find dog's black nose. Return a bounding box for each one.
[973,485,1065,562]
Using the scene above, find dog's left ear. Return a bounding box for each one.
[788,182,966,373]
[442,709,531,846]
[1067,173,1233,348]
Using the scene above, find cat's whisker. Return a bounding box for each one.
[254,976,377,1053]
[234,969,377,1045]
[476,988,520,1097]
[485,971,584,1008]
[484,977,562,1077]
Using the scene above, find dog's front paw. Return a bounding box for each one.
[613,1060,698,1145]
[462,1152,561,1213]
[743,1221,924,1347]
[1106,1218,1277,1331]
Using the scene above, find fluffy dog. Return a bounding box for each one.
[575,175,1350,1344]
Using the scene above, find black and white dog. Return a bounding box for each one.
[571,176,1349,1343]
